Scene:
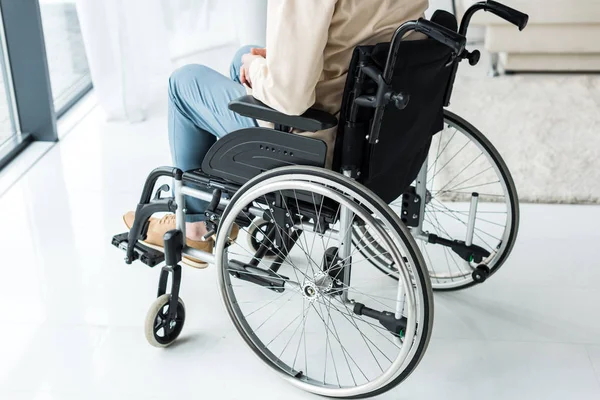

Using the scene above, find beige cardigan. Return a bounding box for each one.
[246,0,429,165]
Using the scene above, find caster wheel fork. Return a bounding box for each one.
[145,229,186,348]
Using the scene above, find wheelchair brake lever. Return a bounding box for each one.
[153,184,170,201]
[203,229,216,241]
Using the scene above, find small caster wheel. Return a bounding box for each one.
[247,218,277,259]
[145,294,186,348]
[472,265,491,284]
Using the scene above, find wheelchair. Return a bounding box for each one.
[112,2,528,397]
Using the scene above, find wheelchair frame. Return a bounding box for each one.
[112,1,529,396]
[120,13,470,266]
[118,16,465,318]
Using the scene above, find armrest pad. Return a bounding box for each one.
[229,95,338,132]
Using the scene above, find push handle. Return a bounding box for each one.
[486,0,529,31]
[415,18,466,55]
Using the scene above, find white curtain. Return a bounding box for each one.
[75,0,267,122]
[234,0,268,47]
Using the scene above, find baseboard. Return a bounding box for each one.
[500,53,600,72]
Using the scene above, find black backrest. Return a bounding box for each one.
[333,11,458,204]
[431,9,459,32]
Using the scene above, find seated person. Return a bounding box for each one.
[124,0,429,268]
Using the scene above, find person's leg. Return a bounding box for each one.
[168,95,215,230]
[168,64,257,239]
[230,44,259,84]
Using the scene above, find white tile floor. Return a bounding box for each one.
[2,100,600,400]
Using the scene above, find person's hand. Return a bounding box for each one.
[240,48,267,88]
[251,47,267,58]
[240,53,254,87]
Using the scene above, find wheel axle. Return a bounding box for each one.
[472,265,491,283]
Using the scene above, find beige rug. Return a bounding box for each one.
[447,58,600,204]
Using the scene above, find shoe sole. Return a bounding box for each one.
[123,217,210,269]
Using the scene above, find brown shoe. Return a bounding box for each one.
[227,223,240,242]
[123,212,213,269]
[204,223,240,243]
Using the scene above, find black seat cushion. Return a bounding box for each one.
[201,127,327,185]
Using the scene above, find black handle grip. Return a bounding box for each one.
[415,18,466,54]
[486,0,529,31]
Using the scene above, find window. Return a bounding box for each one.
[39,0,91,114]
[0,8,17,153]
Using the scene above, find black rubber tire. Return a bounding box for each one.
[144,294,186,348]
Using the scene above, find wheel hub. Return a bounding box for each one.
[302,273,334,301]
[313,272,334,292]
[302,282,319,300]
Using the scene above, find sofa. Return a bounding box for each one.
[458,0,600,72]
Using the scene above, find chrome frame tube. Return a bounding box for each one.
[412,231,430,243]
[465,192,479,247]
[395,282,405,320]
[174,178,186,238]
[181,186,264,218]
[414,157,429,237]
[183,246,216,265]
[295,222,339,238]
[339,170,354,302]
[181,185,221,204]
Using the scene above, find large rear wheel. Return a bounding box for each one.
[216,167,433,398]
[355,110,519,291]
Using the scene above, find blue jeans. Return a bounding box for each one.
[168,45,258,222]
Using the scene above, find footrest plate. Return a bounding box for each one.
[112,233,165,267]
